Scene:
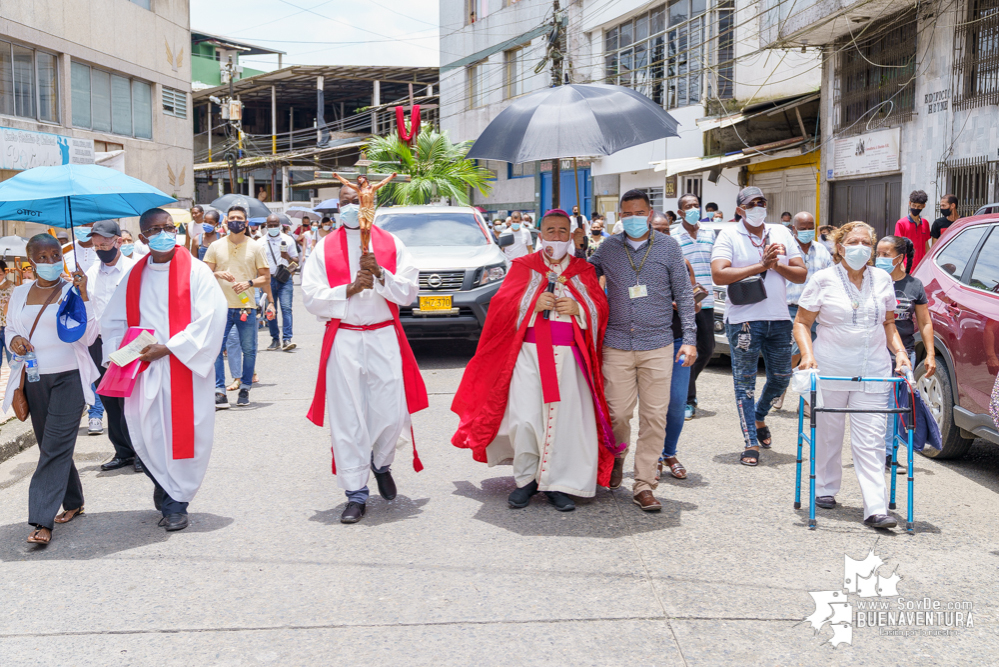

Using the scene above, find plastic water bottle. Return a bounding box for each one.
[238,289,252,307]
[24,350,39,383]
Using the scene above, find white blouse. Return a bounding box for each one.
[797,264,898,393]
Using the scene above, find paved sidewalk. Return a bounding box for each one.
[0,287,997,666]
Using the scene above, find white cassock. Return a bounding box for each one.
[486,256,599,497]
[101,258,228,502]
[302,227,420,492]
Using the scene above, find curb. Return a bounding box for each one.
[0,416,37,464]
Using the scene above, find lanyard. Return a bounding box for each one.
[626,233,654,281]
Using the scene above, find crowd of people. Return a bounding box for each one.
[12,180,960,542]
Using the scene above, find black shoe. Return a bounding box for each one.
[282,340,296,351]
[153,485,165,512]
[373,469,397,500]
[864,514,898,529]
[341,502,366,523]
[508,480,539,509]
[158,513,189,531]
[609,457,625,489]
[545,491,576,512]
[886,456,907,472]
[215,393,230,410]
[266,339,281,351]
[237,388,249,406]
[816,496,836,509]
[101,457,135,471]
[133,459,144,473]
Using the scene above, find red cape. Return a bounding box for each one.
[451,252,615,487]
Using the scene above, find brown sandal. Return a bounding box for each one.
[667,461,687,479]
[27,528,51,544]
[54,506,84,524]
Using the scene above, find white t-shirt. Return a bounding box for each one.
[712,222,802,324]
[262,232,300,271]
[797,264,897,392]
[500,227,534,259]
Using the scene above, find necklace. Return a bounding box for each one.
[836,265,866,311]
[625,232,655,278]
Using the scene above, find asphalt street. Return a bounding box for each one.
[1,285,997,666]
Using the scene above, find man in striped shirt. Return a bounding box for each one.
[675,193,716,420]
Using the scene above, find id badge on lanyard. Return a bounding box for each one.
[629,284,648,299]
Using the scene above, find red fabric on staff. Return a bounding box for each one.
[395,105,421,142]
[125,248,195,460]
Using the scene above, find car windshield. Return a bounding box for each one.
[376,212,488,247]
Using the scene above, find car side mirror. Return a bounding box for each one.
[497,233,514,248]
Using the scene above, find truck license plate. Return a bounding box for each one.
[419,295,452,311]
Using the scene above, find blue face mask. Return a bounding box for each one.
[147,231,177,252]
[340,203,360,228]
[202,223,216,234]
[621,215,649,238]
[797,229,815,244]
[511,223,521,231]
[120,243,134,257]
[34,262,63,281]
[684,208,701,224]
[267,227,281,237]
[875,257,898,272]
[74,227,92,242]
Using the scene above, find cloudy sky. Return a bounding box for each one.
[191,0,440,70]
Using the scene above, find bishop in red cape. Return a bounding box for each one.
[101,208,228,530]
[452,210,620,511]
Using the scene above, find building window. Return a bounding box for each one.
[468,61,488,109]
[714,0,735,99]
[954,0,999,109]
[937,156,999,218]
[509,161,537,178]
[605,5,666,105]
[833,8,917,133]
[683,176,702,200]
[0,41,58,123]
[71,61,153,139]
[640,186,666,212]
[162,86,188,118]
[478,160,503,180]
[505,47,527,99]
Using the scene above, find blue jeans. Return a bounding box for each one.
[885,349,918,458]
[345,461,391,504]
[215,308,257,391]
[267,277,294,342]
[226,327,242,379]
[88,383,105,420]
[788,305,818,356]
[0,326,10,366]
[661,337,692,459]
[726,319,794,449]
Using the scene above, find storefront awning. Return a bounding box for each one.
[651,137,811,178]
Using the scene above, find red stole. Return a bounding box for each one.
[125,249,195,460]
[306,226,427,473]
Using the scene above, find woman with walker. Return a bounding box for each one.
[792,222,912,529]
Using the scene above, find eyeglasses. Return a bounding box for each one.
[744,199,768,209]
[91,238,118,251]
[144,225,177,236]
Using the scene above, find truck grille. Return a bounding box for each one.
[419,271,465,290]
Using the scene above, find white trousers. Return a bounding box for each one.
[326,327,408,492]
[814,389,889,518]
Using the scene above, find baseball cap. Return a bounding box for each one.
[736,187,766,207]
[91,219,122,238]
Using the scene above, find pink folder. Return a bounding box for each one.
[96,327,155,398]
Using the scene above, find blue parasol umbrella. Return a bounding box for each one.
[285,206,318,219]
[0,164,175,230]
[210,194,272,219]
[313,198,340,215]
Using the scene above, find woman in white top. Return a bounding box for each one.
[793,221,911,530]
[5,234,99,545]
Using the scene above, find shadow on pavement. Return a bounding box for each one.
[410,340,477,370]
[309,494,429,526]
[791,506,941,534]
[926,439,999,495]
[452,477,697,537]
[657,470,710,488]
[712,449,799,468]
[0,511,234,560]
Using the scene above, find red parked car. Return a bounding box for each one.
[911,214,999,458]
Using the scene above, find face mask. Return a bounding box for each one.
[96,247,119,264]
[540,238,573,261]
[203,223,216,234]
[34,262,63,281]
[940,206,951,216]
[511,223,521,231]
[744,207,767,226]
[227,219,247,234]
[147,231,177,253]
[267,227,281,237]
[120,243,134,257]
[684,208,701,224]
[591,229,602,236]
[842,244,871,270]
[74,227,92,242]
[321,224,332,231]
[621,215,649,238]
[875,256,899,272]
[910,208,923,219]
[797,229,815,244]
[340,204,360,228]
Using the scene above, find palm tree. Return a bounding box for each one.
[364,127,493,206]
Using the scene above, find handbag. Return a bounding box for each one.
[11,284,64,422]
[268,241,292,283]
[727,272,768,305]
[693,283,710,304]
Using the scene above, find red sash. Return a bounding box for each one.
[306,226,427,473]
[125,249,195,460]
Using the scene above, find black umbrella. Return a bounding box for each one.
[210,194,272,219]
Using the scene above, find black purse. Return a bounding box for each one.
[268,241,292,284]
[727,271,768,305]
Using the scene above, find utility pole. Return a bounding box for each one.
[550,0,565,211]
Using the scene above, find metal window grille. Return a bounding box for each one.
[953,0,999,109]
[937,157,999,218]
[162,86,187,119]
[639,186,665,211]
[834,8,918,134]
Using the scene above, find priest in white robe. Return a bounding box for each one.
[452,210,619,512]
[303,198,428,525]
[101,208,227,532]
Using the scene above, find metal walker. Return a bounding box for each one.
[793,373,917,534]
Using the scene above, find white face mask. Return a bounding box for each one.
[842,244,872,270]
[540,238,573,261]
[744,207,767,226]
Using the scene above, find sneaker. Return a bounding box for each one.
[266,339,280,351]
[684,402,695,421]
[281,340,297,351]
[88,418,103,435]
[215,392,230,410]
[237,388,250,406]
